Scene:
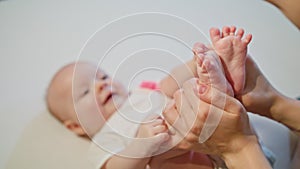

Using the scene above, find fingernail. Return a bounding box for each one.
[192,49,197,55]
[198,84,207,94]
[168,127,176,135]
[167,124,176,135]
[193,47,199,53]
[193,47,203,55]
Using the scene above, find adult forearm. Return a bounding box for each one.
[271,93,300,133]
[238,56,300,132]
[222,136,272,169]
[265,0,300,29]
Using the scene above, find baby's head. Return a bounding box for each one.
[46,61,128,137]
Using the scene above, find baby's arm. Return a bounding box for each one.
[101,116,169,169]
[159,58,197,98]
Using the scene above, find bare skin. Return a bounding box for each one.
[193,42,234,97]
[48,61,216,169]
[163,61,272,168]
[208,26,252,94]
[237,56,300,133]
[266,0,300,29]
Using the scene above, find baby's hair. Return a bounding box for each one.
[45,62,77,122]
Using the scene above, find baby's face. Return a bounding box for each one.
[62,62,128,136]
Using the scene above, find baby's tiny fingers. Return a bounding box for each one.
[153,124,168,135]
[150,118,164,127]
[154,133,170,144]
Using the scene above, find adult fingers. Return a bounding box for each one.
[162,100,178,126]
[197,83,246,115]
[162,100,185,136]
[181,78,201,114]
[173,89,197,136]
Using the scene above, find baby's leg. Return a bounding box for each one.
[209,26,252,94]
[193,42,234,143]
[193,42,234,96]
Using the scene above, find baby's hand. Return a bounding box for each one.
[137,115,168,138]
[135,115,170,156]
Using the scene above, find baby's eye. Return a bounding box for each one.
[101,75,108,80]
[82,89,89,96]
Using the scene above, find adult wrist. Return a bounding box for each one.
[222,135,272,169]
[271,92,300,132]
[257,83,280,119]
[269,90,286,122]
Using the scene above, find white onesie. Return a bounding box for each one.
[88,88,168,169]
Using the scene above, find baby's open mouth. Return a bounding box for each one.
[103,93,114,105]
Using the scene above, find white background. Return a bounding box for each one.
[0,0,299,168]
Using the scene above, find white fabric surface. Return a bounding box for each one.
[89,88,167,168]
[6,112,93,169]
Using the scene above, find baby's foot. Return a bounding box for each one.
[193,42,234,143]
[210,26,252,94]
[193,42,234,96]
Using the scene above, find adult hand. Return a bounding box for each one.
[163,79,272,168]
[236,55,277,118]
[164,78,255,154]
[238,56,300,132]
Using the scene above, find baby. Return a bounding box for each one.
[46,26,253,169]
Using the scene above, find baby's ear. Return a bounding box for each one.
[63,120,86,136]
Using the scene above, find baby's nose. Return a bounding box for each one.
[95,80,108,93]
